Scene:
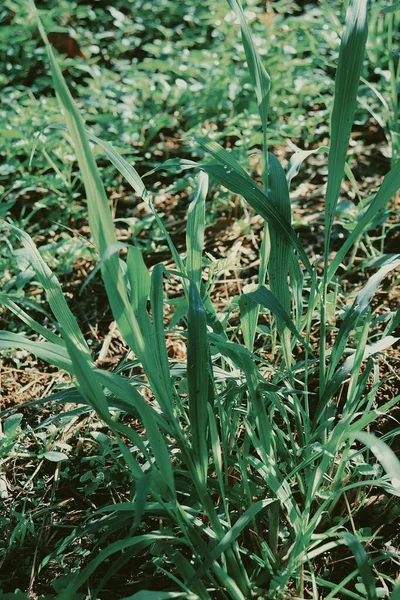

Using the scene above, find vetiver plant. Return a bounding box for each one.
[1,0,400,598]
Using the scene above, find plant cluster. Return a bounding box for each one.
[0,0,399,599]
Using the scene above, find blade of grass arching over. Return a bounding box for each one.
[6,225,92,360]
[30,3,175,417]
[186,172,208,291]
[328,256,400,378]
[0,296,63,346]
[340,533,378,600]
[199,163,311,274]
[187,282,210,487]
[354,432,400,493]
[193,135,251,179]
[0,332,72,372]
[286,146,328,188]
[47,123,187,286]
[190,135,312,273]
[65,336,175,494]
[30,6,143,352]
[327,159,400,282]
[246,286,312,353]
[227,0,273,339]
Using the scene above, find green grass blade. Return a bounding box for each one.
[226,0,271,188]
[340,532,377,600]
[0,296,63,346]
[186,172,208,291]
[127,246,151,318]
[199,162,311,274]
[239,294,258,351]
[151,264,173,392]
[0,332,72,372]
[354,432,400,493]
[267,152,293,362]
[6,225,91,360]
[327,160,400,282]
[325,0,369,251]
[246,286,312,352]
[29,3,148,360]
[328,255,400,378]
[187,282,210,487]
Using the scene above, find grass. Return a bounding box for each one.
[1,0,400,599]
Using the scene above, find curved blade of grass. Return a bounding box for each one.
[328,256,400,378]
[55,534,175,600]
[45,123,186,283]
[0,296,63,346]
[194,136,311,274]
[327,160,400,282]
[354,432,400,493]
[28,3,147,361]
[126,246,152,333]
[0,332,72,371]
[29,4,177,418]
[186,172,208,291]
[0,331,172,435]
[189,498,273,585]
[320,0,369,392]
[246,286,312,353]
[6,224,91,360]
[286,146,328,187]
[340,532,377,600]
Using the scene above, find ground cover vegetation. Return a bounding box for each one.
[0,0,399,598]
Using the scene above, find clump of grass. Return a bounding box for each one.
[1,0,400,598]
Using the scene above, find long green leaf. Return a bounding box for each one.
[246,286,311,352]
[226,0,271,188]
[187,282,210,487]
[186,172,208,291]
[328,255,400,378]
[340,532,377,600]
[325,0,369,250]
[327,160,400,282]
